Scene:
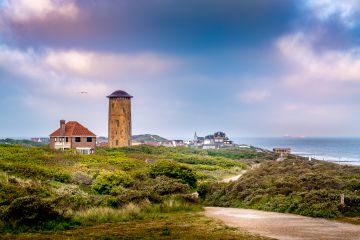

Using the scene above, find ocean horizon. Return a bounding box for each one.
[235,137,360,166]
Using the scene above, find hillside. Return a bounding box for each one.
[0,144,267,239]
[201,158,360,218]
[1,144,359,238]
[0,138,48,147]
[132,134,168,142]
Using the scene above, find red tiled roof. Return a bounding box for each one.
[50,121,96,137]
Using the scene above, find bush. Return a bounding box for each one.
[197,181,211,199]
[152,176,190,195]
[149,160,197,188]
[1,196,61,230]
[72,172,93,186]
[92,171,134,195]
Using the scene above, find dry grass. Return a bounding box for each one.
[2,211,270,240]
[71,203,143,224]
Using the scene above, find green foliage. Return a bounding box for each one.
[197,181,212,199]
[132,134,168,143]
[0,139,48,147]
[1,196,62,230]
[149,160,197,188]
[92,171,134,195]
[203,159,360,218]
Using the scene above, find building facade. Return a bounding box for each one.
[49,120,96,154]
[107,90,133,147]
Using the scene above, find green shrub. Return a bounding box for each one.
[1,196,61,230]
[197,181,211,199]
[149,160,197,188]
[92,171,134,195]
[152,176,190,195]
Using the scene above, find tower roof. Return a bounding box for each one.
[107,90,133,98]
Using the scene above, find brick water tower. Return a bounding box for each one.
[107,90,133,147]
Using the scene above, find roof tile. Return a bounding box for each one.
[50,121,96,137]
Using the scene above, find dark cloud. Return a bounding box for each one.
[3,0,298,52]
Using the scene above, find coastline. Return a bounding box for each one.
[236,137,360,166]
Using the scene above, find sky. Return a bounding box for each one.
[1,0,360,139]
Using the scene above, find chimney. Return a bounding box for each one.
[60,120,66,136]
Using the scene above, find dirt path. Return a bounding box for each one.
[221,170,247,183]
[204,207,360,240]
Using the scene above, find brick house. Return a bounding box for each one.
[50,120,96,154]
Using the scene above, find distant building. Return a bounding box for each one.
[190,131,235,149]
[172,140,185,147]
[30,138,50,143]
[273,148,291,154]
[107,90,133,147]
[143,141,161,146]
[131,140,142,146]
[49,120,96,154]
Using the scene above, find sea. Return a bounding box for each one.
[235,137,360,166]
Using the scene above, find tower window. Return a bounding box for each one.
[116,140,119,146]
[115,120,119,127]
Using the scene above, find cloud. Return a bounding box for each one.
[1,0,79,23]
[0,45,183,136]
[305,0,360,27]
[0,45,179,97]
[44,50,178,79]
[277,32,360,89]
[237,89,270,104]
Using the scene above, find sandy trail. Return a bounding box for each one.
[221,170,247,183]
[204,207,360,240]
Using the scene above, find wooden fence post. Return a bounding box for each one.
[340,193,345,205]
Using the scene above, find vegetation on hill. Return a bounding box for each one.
[0,144,262,238]
[132,134,168,142]
[0,138,48,147]
[201,159,360,218]
[1,143,359,238]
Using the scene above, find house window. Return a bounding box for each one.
[75,137,81,142]
[87,137,92,142]
[54,138,57,142]
[65,137,68,142]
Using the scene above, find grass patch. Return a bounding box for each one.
[2,211,269,240]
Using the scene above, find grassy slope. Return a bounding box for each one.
[202,158,360,218]
[1,143,359,238]
[0,144,266,239]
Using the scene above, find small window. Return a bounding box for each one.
[65,137,68,142]
[54,138,57,142]
[115,120,119,127]
[75,137,81,142]
[87,137,92,142]
[116,140,119,146]
[59,138,62,142]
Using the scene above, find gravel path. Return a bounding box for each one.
[204,207,360,240]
